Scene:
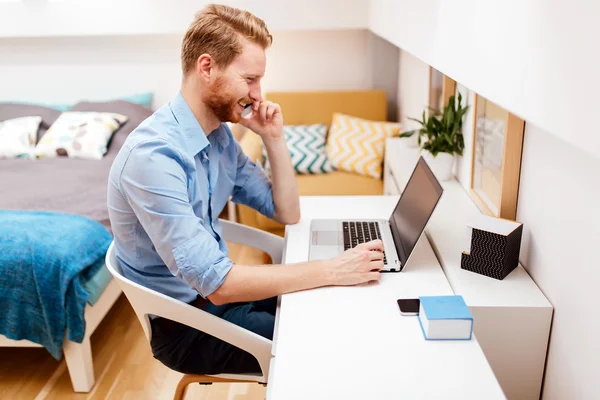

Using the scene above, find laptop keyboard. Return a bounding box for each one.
[342,221,387,264]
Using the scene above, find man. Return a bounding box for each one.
[107,4,384,375]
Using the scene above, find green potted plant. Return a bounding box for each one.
[399,93,469,181]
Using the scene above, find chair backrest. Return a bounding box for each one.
[104,241,273,381]
[104,242,156,341]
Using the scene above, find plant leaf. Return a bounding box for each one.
[405,93,468,156]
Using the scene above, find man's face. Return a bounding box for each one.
[204,39,266,123]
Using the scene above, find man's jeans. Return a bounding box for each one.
[149,296,276,375]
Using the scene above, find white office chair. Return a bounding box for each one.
[104,218,284,400]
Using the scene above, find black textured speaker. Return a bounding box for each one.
[461,216,523,280]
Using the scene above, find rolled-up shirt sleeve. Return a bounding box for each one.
[230,140,275,219]
[119,138,232,298]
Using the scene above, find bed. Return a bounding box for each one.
[0,99,153,392]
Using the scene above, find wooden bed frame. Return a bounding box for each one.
[0,278,122,392]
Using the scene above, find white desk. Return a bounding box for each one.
[383,138,553,400]
[267,196,506,400]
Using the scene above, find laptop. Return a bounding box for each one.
[308,156,444,272]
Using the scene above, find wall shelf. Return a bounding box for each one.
[370,0,599,160]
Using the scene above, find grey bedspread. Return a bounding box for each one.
[0,100,154,231]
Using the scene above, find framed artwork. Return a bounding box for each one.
[470,94,525,220]
[428,66,457,114]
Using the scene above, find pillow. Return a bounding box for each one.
[0,116,42,159]
[119,92,153,109]
[326,113,401,179]
[1,92,154,112]
[0,103,62,143]
[35,112,128,160]
[67,100,153,157]
[262,124,333,175]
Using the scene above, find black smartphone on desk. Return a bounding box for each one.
[397,298,420,316]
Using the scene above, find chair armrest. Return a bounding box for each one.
[140,291,272,382]
[239,129,263,164]
[219,218,284,264]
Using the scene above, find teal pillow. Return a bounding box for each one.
[3,92,154,111]
[117,92,153,108]
[1,100,72,111]
[50,103,72,112]
[262,124,333,175]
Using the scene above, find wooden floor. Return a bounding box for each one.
[0,242,269,400]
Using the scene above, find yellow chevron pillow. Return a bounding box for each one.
[326,113,401,179]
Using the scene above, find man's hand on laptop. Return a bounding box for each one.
[328,239,384,286]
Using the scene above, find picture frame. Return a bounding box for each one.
[428,66,457,114]
[470,94,525,221]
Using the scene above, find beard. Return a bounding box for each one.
[204,75,247,124]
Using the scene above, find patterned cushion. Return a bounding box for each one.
[326,113,401,179]
[0,116,41,159]
[35,111,128,160]
[262,124,333,175]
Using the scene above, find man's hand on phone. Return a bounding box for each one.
[238,100,284,142]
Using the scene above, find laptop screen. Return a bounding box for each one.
[388,157,444,267]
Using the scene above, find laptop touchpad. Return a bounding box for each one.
[312,230,339,246]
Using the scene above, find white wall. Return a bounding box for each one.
[0,0,369,37]
[396,44,600,400]
[517,126,600,400]
[369,0,600,161]
[262,30,373,94]
[0,34,183,109]
[0,29,373,110]
[396,50,429,132]
[368,33,399,121]
[454,83,476,189]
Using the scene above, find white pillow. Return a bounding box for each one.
[0,116,42,159]
[36,111,128,160]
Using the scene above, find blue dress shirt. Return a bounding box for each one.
[107,92,275,303]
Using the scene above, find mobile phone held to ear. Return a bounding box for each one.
[397,298,420,316]
[242,103,253,118]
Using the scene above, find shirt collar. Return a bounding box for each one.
[170,91,230,156]
[210,123,231,150]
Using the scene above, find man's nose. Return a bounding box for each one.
[249,84,263,102]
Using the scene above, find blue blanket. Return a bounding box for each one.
[0,210,112,360]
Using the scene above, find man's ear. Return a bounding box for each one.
[196,54,212,82]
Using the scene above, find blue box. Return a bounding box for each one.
[418,295,473,340]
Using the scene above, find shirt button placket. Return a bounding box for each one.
[203,150,218,240]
